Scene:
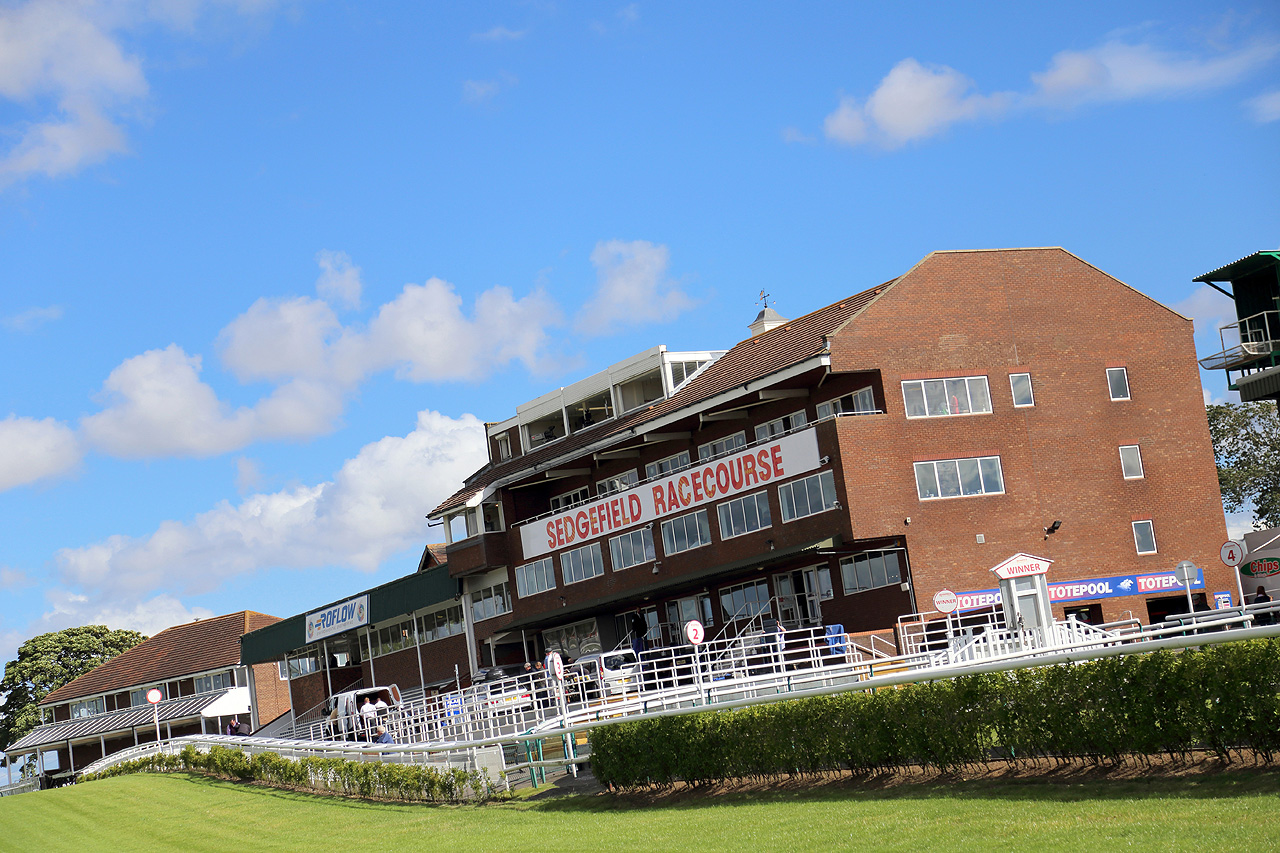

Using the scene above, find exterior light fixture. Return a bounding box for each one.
[1043,520,1062,539]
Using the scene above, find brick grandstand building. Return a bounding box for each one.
[428,247,1235,669]
[6,611,288,778]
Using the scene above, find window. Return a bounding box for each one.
[1119,445,1144,479]
[816,387,875,419]
[1107,367,1130,401]
[598,469,639,496]
[470,581,511,622]
[670,359,710,388]
[542,618,601,659]
[914,456,1005,500]
[71,697,106,719]
[568,390,614,432]
[417,604,465,643]
[617,369,664,412]
[515,557,556,597]
[840,550,904,594]
[282,648,320,680]
[646,450,691,480]
[193,671,234,694]
[1132,520,1157,554]
[495,433,511,461]
[371,618,415,657]
[661,509,712,555]
[482,502,504,533]
[698,431,746,461]
[779,470,839,522]
[1010,373,1034,407]
[668,594,714,630]
[902,377,992,418]
[717,491,772,538]
[610,527,656,570]
[755,410,807,442]
[720,579,771,622]
[525,413,564,449]
[550,486,591,512]
[561,542,605,585]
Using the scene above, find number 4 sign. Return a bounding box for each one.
[1221,541,1244,568]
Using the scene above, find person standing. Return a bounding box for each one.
[1254,586,1274,626]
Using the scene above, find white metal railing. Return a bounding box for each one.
[0,777,40,797]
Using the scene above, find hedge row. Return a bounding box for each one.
[590,639,1280,788]
[81,744,499,802]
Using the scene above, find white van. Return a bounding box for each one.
[566,650,641,701]
[323,684,401,739]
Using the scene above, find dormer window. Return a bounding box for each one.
[496,434,511,461]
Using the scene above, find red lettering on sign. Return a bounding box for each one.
[666,481,679,512]
[716,462,730,494]
[757,449,772,480]
[628,493,643,523]
[546,521,557,549]
[729,456,744,490]
[575,511,589,540]
[678,475,692,507]
[702,468,717,499]
[742,453,758,486]
[771,445,784,479]
[691,469,705,502]
[652,485,667,515]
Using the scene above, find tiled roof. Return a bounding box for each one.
[429,279,894,517]
[40,611,280,706]
[11,690,231,750]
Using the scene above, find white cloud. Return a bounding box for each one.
[315,249,362,309]
[1174,285,1236,339]
[576,240,695,333]
[781,126,815,144]
[824,33,1279,149]
[473,25,525,42]
[0,415,81,490]
[1,567,32,589]
[235,456,261,493]
[1248,89,1280,123]
[463,78,505,103]
[2,304,63,331]
[0,0,272,184]
[55,410,486,607]
[218,296,343,383]
[617,4,639,25]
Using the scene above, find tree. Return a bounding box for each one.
[0,625,146,752]
[1206,400,1280,530]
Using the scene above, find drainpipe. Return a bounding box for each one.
[412,615,426,691]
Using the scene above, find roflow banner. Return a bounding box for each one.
[949,567,1206,612]
[519,427,822,561]
[306,594,369,642]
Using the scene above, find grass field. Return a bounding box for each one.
[1,769,1277,852]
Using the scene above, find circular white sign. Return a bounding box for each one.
[1221,541,1245,567]
[933,589,959,614]
[145,688,163,705]
[545,651,564,681]
[684,619,705,645]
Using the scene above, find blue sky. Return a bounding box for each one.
[0,0,1277,668]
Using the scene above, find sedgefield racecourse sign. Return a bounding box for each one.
[519,428,822,561]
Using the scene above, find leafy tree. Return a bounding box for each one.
[1206,400,1280,530]
[0,625,146,751]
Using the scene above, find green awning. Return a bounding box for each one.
[1193,251,1280,284]
[240,566,459,665]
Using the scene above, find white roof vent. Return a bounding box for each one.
[748,305,787,337]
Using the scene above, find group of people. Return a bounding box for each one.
[358,694,395,743]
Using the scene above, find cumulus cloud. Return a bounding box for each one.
[56,410,486,605]
[0,415,81,490]
[315,249,362,309]
[1249,89,1280,123]
[824,33,1279,149]
[463,75,518,103]
[0,0,272,184]
[1,305,63,331]
[576,240,695,333]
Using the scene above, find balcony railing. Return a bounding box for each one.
[1199,309,1280,372]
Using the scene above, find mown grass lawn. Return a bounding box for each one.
[1,770,1277,852]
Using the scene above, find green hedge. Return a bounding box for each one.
[590,639,1280,788]
[80,744,498,803]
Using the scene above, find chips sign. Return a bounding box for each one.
[518,428,822,560]
[932,589,959,614]
[1242,556,1280,578]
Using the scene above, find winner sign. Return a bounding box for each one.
[519,427,822,561]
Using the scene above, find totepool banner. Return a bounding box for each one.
[306,594,369,642]
[950,567,1205,612]
[518,427,822,560]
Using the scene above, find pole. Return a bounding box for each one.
[153,701,161,745]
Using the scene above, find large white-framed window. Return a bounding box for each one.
[417,604,465,643]
[914,456,1005,500]
[1009,373,1034,407]
[840,550,904,594]
[668,594,714,631]
[132,684,171,705]
[720,579,771,622]
[661,509,712,555]
[70,697,106,719]
[550,486,591,512]
[470,580,511,623]
[597,469,639,497]
[515,557,557,598]
[609,527,656,570]
[495,433,512,461]
[561,542,605,585]
[755,410,807,442]
[1119,445,1144,479]
[778,470,839,522]
[698,431,747,461]
[370,618,416,657]
[816,387,875,419]
[903,376,992,418]
[1132,520,1157,554]
[193,671,235,695]
[646,450,691,480]
[280,647,320,681]
[1107,367,1131,401]
[717,491,772,538]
